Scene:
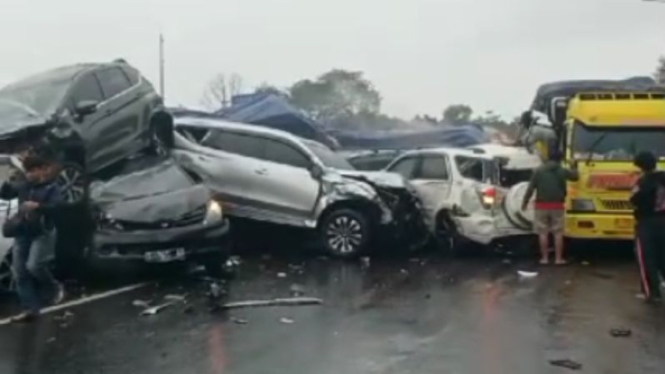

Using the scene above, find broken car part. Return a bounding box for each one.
[221,297,324,310]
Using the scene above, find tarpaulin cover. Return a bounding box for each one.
[332,124,489,150]
[214,93,336,148]
[530,77,663,113]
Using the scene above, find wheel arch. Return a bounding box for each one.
[317,199,382,230]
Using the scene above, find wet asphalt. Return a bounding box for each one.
[0,241,664,374]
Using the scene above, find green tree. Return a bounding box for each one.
[289,69,381,124]
[656,56,665,85]
[442,104,473,124]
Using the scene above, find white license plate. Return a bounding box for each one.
[144,248,186,263]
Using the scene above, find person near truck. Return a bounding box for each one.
[521,151,578,265]
[630,151,665,303]
[1,154,65,322]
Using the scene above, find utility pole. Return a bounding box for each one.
[159,33,165,99]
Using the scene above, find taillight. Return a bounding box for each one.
[481,187,497,207]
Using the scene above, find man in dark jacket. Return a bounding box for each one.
[1,155,65,322]
[630,151,665,303]
[522,152,578,265]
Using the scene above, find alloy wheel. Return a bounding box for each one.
[325,215,364,255]
[56,165,86,204]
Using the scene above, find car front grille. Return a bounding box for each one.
[599,199,633,211]
[116,206,206,231]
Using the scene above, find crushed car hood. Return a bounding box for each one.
[337,170,407,189]
[0,101,50,140]
[98,185,209,223]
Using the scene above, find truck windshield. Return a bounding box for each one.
[571,123,665,161]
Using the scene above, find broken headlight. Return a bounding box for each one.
[204,200,223,224]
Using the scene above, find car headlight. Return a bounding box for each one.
[571,198,595,212]
[204,200,223,224]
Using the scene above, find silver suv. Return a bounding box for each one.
[172,115,428,257]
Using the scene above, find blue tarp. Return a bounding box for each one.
[333,125,489,150]
[215,93,337,148]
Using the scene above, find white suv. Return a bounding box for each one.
[384,144,541,251]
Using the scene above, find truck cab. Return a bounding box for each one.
[520,78,665,240]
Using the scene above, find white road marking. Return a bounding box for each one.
[0,282,149,326]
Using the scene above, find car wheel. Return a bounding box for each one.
[320,209,370,258]
[435,212,464,256]
[0,248,14,294]
[147,122,171,157]
[56,163,88,204]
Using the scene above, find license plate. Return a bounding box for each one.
[615,218,633,229]
[144,248,186,263]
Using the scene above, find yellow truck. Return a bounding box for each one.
[520,78,665,240]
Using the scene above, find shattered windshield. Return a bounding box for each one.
[91,162,194,202]
[304,140,355,170]
[572,123,665,161]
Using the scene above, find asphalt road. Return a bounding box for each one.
[0,245,664,374]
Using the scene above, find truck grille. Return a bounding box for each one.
[600,199,632,211]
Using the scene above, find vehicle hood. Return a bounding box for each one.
[0,101,50,140]
[96,185,210,224]
[337,170,407,189]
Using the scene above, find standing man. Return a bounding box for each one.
[630,151,665,303]
[522,151,578,265]
[1,155,65,322]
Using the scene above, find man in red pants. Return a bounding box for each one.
[630,151,665,303]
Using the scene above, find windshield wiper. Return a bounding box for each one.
[585,132,609,165]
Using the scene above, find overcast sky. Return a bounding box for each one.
[1,0,663,120]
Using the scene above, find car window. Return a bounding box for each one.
[121,66,140,85]
[264,139,311,168]
[96,67,132,99]
[455,156,485,182]
[388,157,419,179]
[70,74,104,105]
[201,130,265,159]
[415,155,449,180]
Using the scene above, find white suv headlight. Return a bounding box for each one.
[204,201,223,224]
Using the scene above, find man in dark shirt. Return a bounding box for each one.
[1,155,65,322]
[630,151,665,303]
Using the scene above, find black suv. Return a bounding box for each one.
[0,60,173,203]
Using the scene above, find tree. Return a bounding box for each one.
[442,104,473,124]
[201,73,245,110]
[656,56,665,85]
[289,69,381,124]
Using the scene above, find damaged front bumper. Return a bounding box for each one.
[373,185,431,250]
[91,218,231,262]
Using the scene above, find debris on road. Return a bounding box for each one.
[53,310,74,322]
[209,282,224,300]
[581,261,590,266]
[502,259,512,264]
[549,359,582,370]
[280,317,294,324]
[227,256,242,267]
[361,256,371,267]
[277,272,287,278]
[517,270,538,279]
[132,299,152,308]
[183,305,195,314]
[231,317,249,325]
[289,284,305,297]
[141,301,176,316]
[609,328,632,338]
[164,294,187,302]
[221,297,323,310]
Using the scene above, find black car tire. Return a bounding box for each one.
[435,211,469,257]
[55,162,88,205]
[146,119,172,157]
[320,208,371,258]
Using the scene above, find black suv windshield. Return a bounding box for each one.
[572,123,665,161]
[304,140,354,170]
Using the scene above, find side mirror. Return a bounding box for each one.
[309,164,324,180]
[74,100,99,117]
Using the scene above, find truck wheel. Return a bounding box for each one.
[320,209,370,258]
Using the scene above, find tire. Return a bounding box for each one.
[146,118,172,157]
[319,209,371,258]
[55,162,88,205]
[435,212,463,256]
[0,248,14,294]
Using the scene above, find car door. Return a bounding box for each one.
[253,137,321,225]
[186,129,271,220]
[89,67,142,172]
[66,73,106,168]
